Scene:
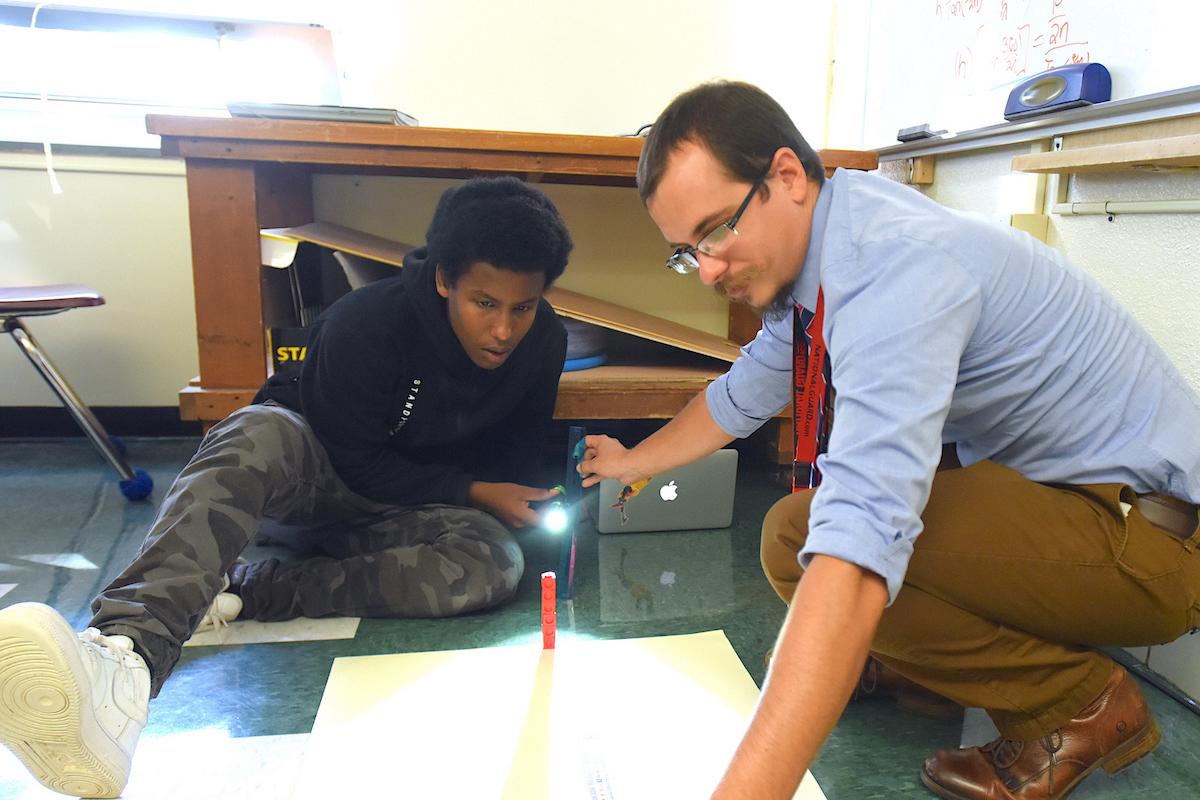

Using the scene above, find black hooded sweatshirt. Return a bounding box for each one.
[255,248,567,508]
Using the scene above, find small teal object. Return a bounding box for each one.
[572,439,587,462]
[563,353,607,372]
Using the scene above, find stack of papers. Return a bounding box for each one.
[227,102,417,126]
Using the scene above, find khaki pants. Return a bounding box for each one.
[761,460,1200,740]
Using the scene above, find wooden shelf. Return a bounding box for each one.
[180,383,256,422]
[150,116,878,185]
[262,222,414,267]
[149,117,645,185]
[157,115,876,435]
[1012,133,1200,174]
[556,365,725,418]
[547,288,739,363]
[184,365,726,422]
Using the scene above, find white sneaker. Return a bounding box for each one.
[195,575,243,633]
[0,602,150,798]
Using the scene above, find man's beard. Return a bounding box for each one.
[761,284,795,321]
[719,276,793,322]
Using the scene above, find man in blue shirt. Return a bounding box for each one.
[578,81,1200,800]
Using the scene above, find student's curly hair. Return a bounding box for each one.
[426,176,573,287]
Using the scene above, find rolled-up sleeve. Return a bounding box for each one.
[799,238,981,604]
[706,312,795,438]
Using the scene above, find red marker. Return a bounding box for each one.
[541,571,556,649]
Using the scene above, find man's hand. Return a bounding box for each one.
[576,434,647,488]
[468,482,561,528]
[711,556,887,798]
[576,393,734,489]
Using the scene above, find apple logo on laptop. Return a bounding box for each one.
[660,480,679,502]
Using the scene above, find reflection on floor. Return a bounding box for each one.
[1,437,1198,799]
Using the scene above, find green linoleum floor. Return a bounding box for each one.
[1,436,1197,799]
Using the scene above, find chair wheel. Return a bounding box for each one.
[119,468,153,501]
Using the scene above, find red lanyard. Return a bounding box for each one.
[792,289,834,491]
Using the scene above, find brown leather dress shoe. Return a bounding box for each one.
[856,656,962,720]
[920,665,1161,800]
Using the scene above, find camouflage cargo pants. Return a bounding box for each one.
[89,402,524,695]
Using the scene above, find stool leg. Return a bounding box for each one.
[5,318,136,481]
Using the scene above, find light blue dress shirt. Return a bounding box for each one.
[706,168,1200,603]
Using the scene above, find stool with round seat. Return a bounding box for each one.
[1,284,153,501]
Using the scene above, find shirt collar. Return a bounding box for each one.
[789,168,839,313]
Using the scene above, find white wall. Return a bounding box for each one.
[330,0,834,141]
[918,145,1045,221]
[1,0,838,408]
[1049,170,1200,385]
[0,155,196,407]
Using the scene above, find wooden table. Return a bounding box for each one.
[149,115,877,430]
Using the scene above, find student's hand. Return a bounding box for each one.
[468,482,561,528]
[576,434,645,489]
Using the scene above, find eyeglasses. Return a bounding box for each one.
[666,167,770,275]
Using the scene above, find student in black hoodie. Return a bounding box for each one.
[0,177,572,799]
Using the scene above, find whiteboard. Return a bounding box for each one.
[855,0,1200,148]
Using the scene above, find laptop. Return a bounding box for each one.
[592,449,739,533]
